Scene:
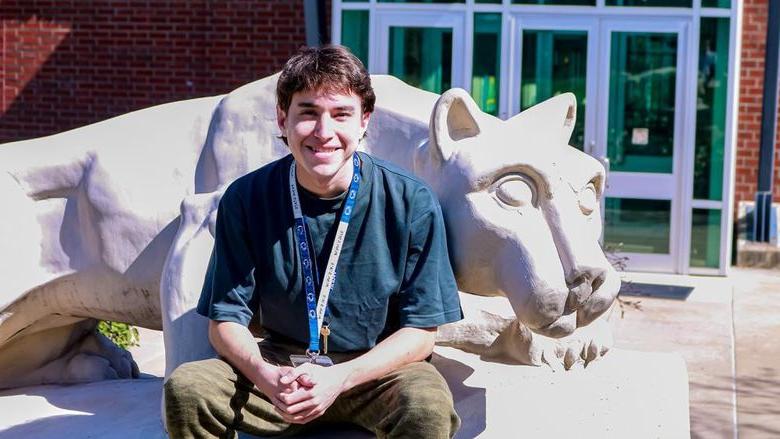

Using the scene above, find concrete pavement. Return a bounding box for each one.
[614,267,780,439]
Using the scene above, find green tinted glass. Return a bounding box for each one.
[606,0,691,6]
[521,30,588,149]
[389,27,453,93]
[341,11,370,67]
[513,0,595,5]
[472,13,501,116]
[605,198,671,254]
[690,208,721,268]
[694,18,729,201]
[608,32,677,173]
[702,0,730,7]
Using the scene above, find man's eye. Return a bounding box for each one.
[494,177,535,208]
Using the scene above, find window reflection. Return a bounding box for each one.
[605,198,671,254]
[521,30,588,150]
[388,27,453,93]
[608,32,677,173]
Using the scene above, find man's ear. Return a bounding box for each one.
[430,88,481,164]
[276,106,288,134]
[361,111,371,138]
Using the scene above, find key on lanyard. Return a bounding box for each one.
[321,324,330,354]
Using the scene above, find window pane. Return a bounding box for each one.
[472,13,501,116]
[690,208,721,268]
[513,0,595,5]
[702,0,730,7]
[606,0,691,6]
[605,198,671,254]
[608,32,677,173]
[341,11,369,67]
[389,27,453,94]
[521,30,588,149]
[694,18,729,201]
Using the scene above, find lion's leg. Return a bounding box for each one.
[437,293,613,369]
[161,192,222,380]
[0,317,138,389]
[436,292,515,354]
[487,313,614,370]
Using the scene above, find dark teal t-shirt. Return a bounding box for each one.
[197,152,462,352]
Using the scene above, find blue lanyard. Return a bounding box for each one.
[289,154,361,354]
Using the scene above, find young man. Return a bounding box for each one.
[165,45,463,438]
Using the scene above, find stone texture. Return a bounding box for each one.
[0,345,689,439]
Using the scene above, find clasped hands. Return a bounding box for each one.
[262,362,350,424]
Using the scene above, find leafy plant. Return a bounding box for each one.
[97,321,140,349]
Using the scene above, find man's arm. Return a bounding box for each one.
[275,326,436,423]
[209,320,300,404]
[340,326,436,390]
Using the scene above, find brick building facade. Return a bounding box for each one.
[735,0,780,208]
[0,1,312,143]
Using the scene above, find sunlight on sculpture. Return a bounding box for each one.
[0,74,618,389]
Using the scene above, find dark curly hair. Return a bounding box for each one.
[276,45,375,115]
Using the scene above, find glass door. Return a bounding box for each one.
[594,18,691,272]
[373,11,466,93]
[511,16,598,152]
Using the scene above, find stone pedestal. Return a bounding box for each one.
[0,348,688,438]
[435,347,689,438]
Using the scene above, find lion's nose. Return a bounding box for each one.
[565,268,606,312]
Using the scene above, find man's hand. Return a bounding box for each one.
[272,363,350,424]
[253,364,304,403]
[208,321,306,406]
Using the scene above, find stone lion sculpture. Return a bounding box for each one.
[0,74,618,389]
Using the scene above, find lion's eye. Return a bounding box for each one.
[495,178,534,208]
[579,183,598,215]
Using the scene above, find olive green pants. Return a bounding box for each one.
[164,342,460,438]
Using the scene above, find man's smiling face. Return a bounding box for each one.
[277,88,370,197]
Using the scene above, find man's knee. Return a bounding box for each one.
[389,362,460,437]
[165,360,225,414]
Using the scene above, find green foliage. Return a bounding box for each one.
[97,321,140,349]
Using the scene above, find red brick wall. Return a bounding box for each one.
[0,1,311,143]
[735,0,780,207]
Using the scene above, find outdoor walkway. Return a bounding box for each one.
[614,267,780,438]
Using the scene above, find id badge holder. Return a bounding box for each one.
[289,354,334,367]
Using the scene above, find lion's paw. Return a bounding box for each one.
[484,315,612,370]
[62,331,140,383]
[538,316,613,371]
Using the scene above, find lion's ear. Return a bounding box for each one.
[430,88,482,163]
[508,93,577,148]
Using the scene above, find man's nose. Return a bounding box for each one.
[314,115,335,139]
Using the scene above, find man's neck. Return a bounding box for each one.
[295,162,353,198]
